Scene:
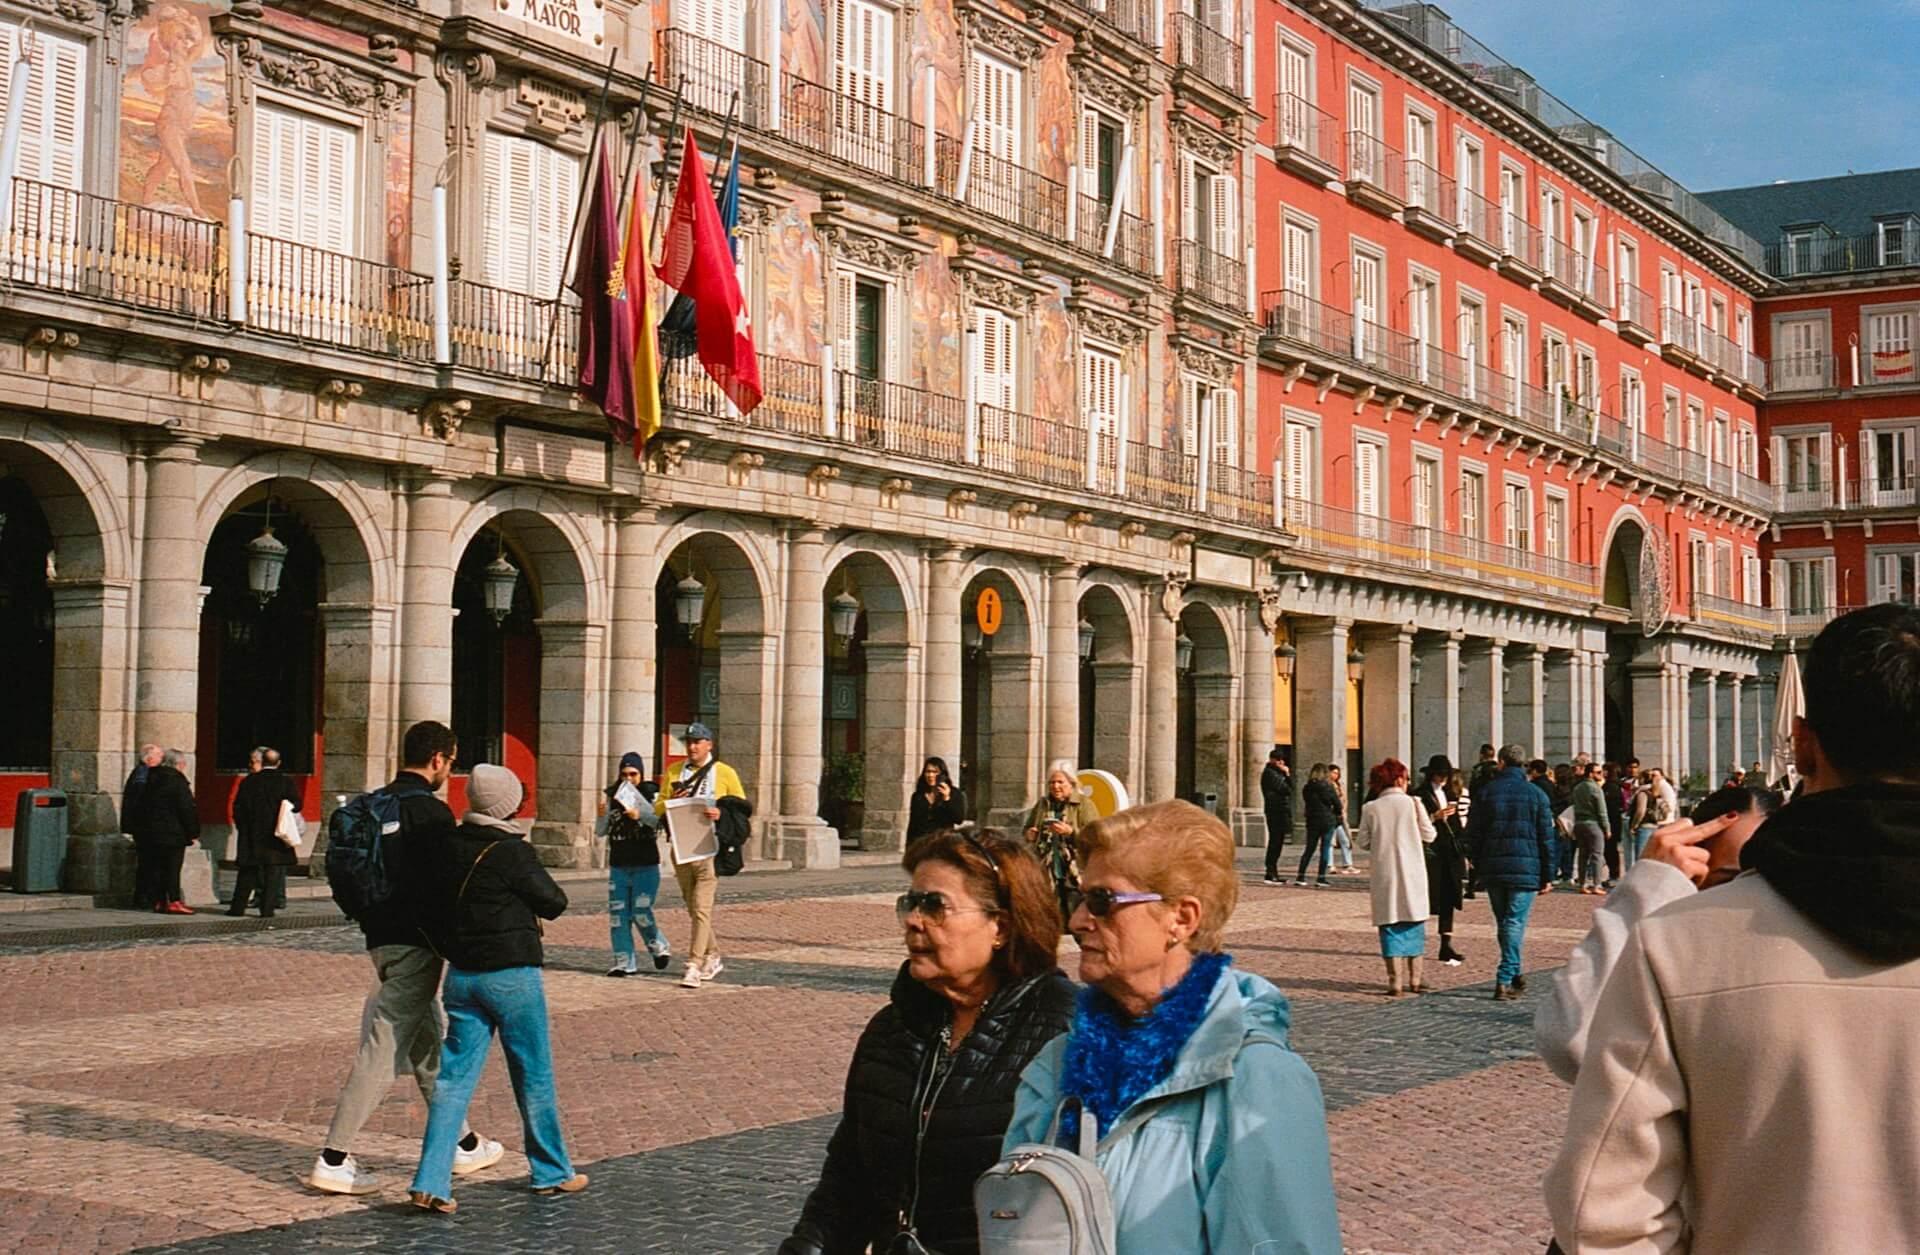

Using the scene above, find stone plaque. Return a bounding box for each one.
[499,423,610,488]
[497,0,607,48]
[1192,547,1255,590]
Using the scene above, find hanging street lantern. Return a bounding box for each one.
[1175,631,1195,673]
[245,521,288,607]
[482,550,519,625]
[1077,618,1096,662]
[1409,653,1424,688]
[674,572,706,634]
[1275,640,1296,684]
[1346,644,1366,686]
[829,588,862,647]
[963,618,984,655]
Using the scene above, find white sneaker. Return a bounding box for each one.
[452,1136,504,1176]
[679,964,703,989]
[701,955,725,980]
[308,1154,380,1195]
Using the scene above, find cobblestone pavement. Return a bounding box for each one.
[0,856,1608,1254]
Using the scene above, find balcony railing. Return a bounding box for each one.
[1765,232,1917,279]
[1691,592,1783,643]
[1499,211,1543,271]
[1207,460,1273,527]
[978,406,1088,492]
[1067,0,1159,46]
[1543,243,1610,309]
[1073,192,1151,274]
[1452,184,1501,258]
[1344,131,1407,203]
[1784,604,1861,640]
[1775,478,1834,513]
[838,373,968,464]
[1863,472,1920,510]
[658,29,772,129]
[1660,305,1707,358]
[1284,499,1596,600]
[1272,92,1337,169]
[1769,352,1837,393]
[1127,439,1199,512]
[1261,288,1351,359]
[1402,157,1455,223]
[246,233,433,360]
[662,349,825,439]
[1175,238,1244,310]
[1615,280,1652,329]
[449,279,578,383]
[1171,13,1241,96]
[5,178,223,320]
[935,138,1067,239]
[782,74,926,188]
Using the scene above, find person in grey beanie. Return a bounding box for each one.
[409,762,584,1212]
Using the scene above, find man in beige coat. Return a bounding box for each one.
[1547,603,1920,1254]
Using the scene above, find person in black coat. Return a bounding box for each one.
[1260,746,1295,885]
[906,755,969,842]
[131,749,199,914]
[229,746,303,918]
[782,829,1075,1255]
[1297,764,1342,886]
[1417,755,1467,965]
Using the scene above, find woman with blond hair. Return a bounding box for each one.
[1022,760,1098,926]
[1359,758,1437,996]
[999,800,1341,1254]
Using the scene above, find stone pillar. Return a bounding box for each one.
[986,647,1043,826]
[1412,631,1461,765]
[860,640,917,849]
[1191,671,1234,816]
[529,620,604,867]
[134,436,204,753]
[1089,660,1139,790]
[923,547,964,776]
[1044,562,1081,768]
[1701,672,1720,786]
[1460,638,1506,756]
[398,473,456,729]
[716,629,778,840]
[1294,618,1350,786]
[51,579,135,895]
[1629,660,1668,772]
[1543,651,1573,759]
[1587,651,1609,758]
[317,602,394,815]
[1360,626,1413,769]
[1143,585,1179,803]
[1725,676,1743,780]
[774,524,838,866]
[1673,665,1694,786]
[606,506,661,767]
[1504,645,1545,759]
[1237,604,1274,843]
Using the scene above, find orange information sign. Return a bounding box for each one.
[975,587,1003,637]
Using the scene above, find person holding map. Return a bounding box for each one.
[656,722,746,989]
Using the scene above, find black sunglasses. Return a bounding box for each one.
[896,889,998,924]
[1067,886,1165,918]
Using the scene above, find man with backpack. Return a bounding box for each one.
[655,722,746,989]
[308,721,503,1195]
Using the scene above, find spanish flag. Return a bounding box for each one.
[622,152,664,450]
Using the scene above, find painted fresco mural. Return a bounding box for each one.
[119,1,230,218]
[759,192,826,362]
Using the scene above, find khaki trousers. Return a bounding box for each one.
[322,943,466,1152]
[672,856,719,963]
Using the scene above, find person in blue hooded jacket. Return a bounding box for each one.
[1002,799,1342,1255]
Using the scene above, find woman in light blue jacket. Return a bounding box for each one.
[1001,799,1342,1255]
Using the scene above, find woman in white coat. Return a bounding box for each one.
[1358,758,1436,996]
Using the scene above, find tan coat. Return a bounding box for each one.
[1547,871,1920,1253]
[1359,787,1435,927]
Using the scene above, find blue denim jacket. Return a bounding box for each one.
[1002,966,1343,1255]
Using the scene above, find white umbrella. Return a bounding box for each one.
[1770,647,1805,790]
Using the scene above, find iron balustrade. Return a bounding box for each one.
[245,233,432,359]
[1284,499,1596,600]
[1769,352,1836,393]
[1172,13,1241,96]
[1499,211,1544,270]
[1272,92,1336,167]
[1543,242,1610,307]
[1344,131,1407,202]
[1785,604,1862,639]
[1660,305,1707,358]
[660,350,824,437]
[1067,0,1159,46]
[1125,439,1199,512]
[977,406,1088,492]
[1175,238,1245,310]
[1402,157,1456,222]
[448,279,577,382]
[658,29,772,129]
[1732,468,1776,514]
[1776,476,1834,513]
[5,177,223,320]
[1261,288,1351,359]
[934,137,1067,239]
[781,74,926,188]
[837,373,968,463]
[1615,279,1652,329]
[1453,182,1499,252]
[1863,470,1920,511]
[1766,232,1916,279]
[1073,192,1151,274]
[1690,592,1783,642]
[1207,460,1273,527]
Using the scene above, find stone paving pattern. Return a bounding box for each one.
[0,856,1606,1254]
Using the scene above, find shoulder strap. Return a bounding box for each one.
[456,841,498,904]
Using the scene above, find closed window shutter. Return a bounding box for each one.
[1355,441,1379,516]
[971,307,1016,414]
[1179,156,1198,243]
[1823,556,1837,610]
[1179,376,1199,457]
[1079,108,1099,195]
[2,26,86,191]
[482,133,577,296]
[1210,388,1236,467]
[1208,173,1236,257]
[837,0,893,119]
[1743,554,1760,606]
[1285,422,1310,503]
[970,52,1019,165]
[689,0,747,51]
[1283,222,1310,296]
[1770,559,1787,609]
[1817,431,1832,498]
[833,268,856,371]
[1084,347,1120,477]
[253,103,357,253]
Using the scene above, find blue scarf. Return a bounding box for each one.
[1058,952,1230,1140]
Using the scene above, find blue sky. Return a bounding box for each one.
[1427,1,1920,191]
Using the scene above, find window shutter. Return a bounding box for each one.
[833,268,856,374]
[697,0,748,51]
[1355,440,1379,516]
[1210,388,1236,466]
[3,26,86,191]
[1770,558,1786,610]
[1208,173,1237,257]
[1079,108,1099,190]
[970,52,1019,165]
[537,144,579,295]
[1084,347,1120,480]
[318,122,355,254]
[1284,422,1310,503]
[1817,431,1833,498]
[1744,554,1761,606]
[253,104,357,254]
[1823,555,1838,610]
[837,0,893,115]
[1179,156,1197,243]
[1283,222,1310,296]
[1179,376,1199,457]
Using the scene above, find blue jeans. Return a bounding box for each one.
[1629,825,1655,865]
[411,966,575,1198]
[1330,825,1355,868]
[1485,886,1537,989]
[609,864,668,962]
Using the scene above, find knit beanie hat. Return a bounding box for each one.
[619,750,646,774]
[465,763,523,824]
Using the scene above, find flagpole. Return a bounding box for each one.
[614,61,654,234]
[645,76,690,259]
[537,46,620,379]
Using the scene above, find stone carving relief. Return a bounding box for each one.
[1174,340,1238,384]
[816,222,923,276]
[959,2,1050,65]
[517,76,588,135]
[1170,113,1238,168]
[222,35,405,125]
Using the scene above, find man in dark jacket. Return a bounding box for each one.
[131,748,199,914]
[408,762,583,1211]
[310,721,502,1197]
[1260,747,1294,886]
[229,746,303,918]
[1465,743,1555,1000]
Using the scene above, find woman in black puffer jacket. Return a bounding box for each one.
[782,829,1073,1255]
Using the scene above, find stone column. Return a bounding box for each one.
[1044,562,1082,768]
[1089,660,1139,789]
[317,602,394,814]
[1142,584,1179,803]
[134,436,204,752]
[1412,631,1461,764]
[1460,638,1506,756]
[1360,626,1413,769]
[1587,651,1609,758]
[1238,604,1275,843]
[51,579,135,895]
[398,473,456,729]
[716,629,778,837]
[1673,664,1694,785]
[1542,651,1573,759]
[606,506,661,766]
[1191,671,1235,815]
[529,619,603,867]
[1725,675,1744,779]
[1294,618,1350,787]
[1629,659,1668,771]
[922,547,965,776]
[1701,671,1720,786]
[1504,645,1545,759]
[774,524,838,866]
[860,640,917,849]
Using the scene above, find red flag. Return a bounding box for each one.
[657,129,762,414]
[570,145,636,439]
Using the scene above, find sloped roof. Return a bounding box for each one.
[1700,168,1920,240]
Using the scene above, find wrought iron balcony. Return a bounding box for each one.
[1073,191,1151,275]
[662,349,827,438]
[1271,93,1339,183]
[1769,352,1837,393]
[1282,499,1596,601]
[1065,0,1159,46]
[1497,212,1545,282]
[837,373,968,463]
[934,138,1067,240]
[1614,280,1655,343]
[1171,13,1241,97]
[1126,438,1200,513]
[1343,131,1406,213]
[5,178,221,319]
[782,74,927,189]
[245,233,434,361]
[1401,158,1456,240]
[1541,242,1611,318]
[1207,460,1272,528]
[1174,238,1244,312]
[448,279,578,383]
[977,405,1090,493]
[1765,232,1919,279]
[1452,184,1501,264]
[1659,305,1709,369]
[1690,592,1783,643]
[658,29,772,130]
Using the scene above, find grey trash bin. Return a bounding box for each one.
[1187,791,1219,816]
[11,788,68,893]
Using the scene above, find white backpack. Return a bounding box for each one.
[975,1098,1118,1255]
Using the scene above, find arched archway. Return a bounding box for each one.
[960,565,1038,827]
[1177,600,1234,816]
[1601,514,1651,763]
[1077,581,1138,788]
[823,549,916,849]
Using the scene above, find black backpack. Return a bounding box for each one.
[326,788,404,920]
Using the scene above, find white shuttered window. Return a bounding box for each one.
[835,0,893,165]
[682,0,747,51]
[972,306,1018,445]
[0,24,85,192]
[970,52,1021,167]
[483,131,581,297]
[253,102,357,254]
[1083,347,1122,489]
[1284,420,1314,512]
